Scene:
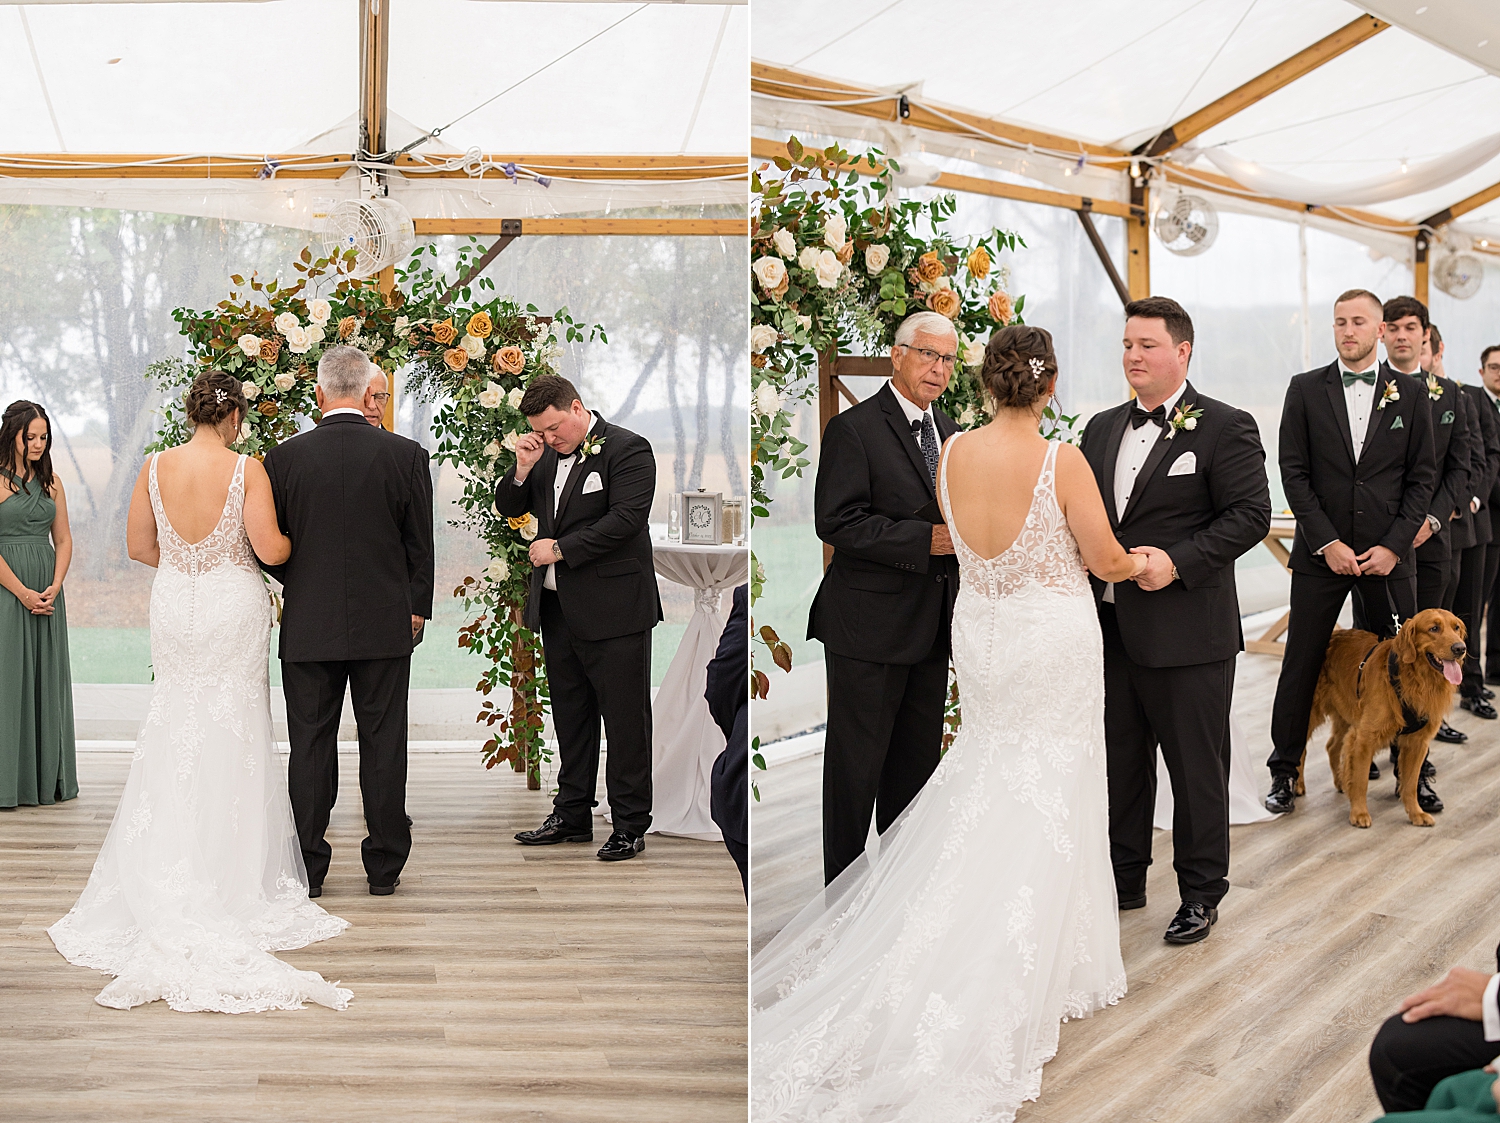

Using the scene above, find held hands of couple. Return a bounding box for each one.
[1128,545,1175,591]
[930,524,955,556]
[1399,965,1491,1025]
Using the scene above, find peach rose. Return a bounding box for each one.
[337,316,359,340]
[444,347,470,372]
[988,290,1014,324]
[259,337,281,362]
[915,251,945,283]
[493,346,526,374]
[296,362,313,380]
[466,311,493,339]
[927,288,962,319]
[967,246,991,280]
[257,400,279,418]
[836,241,854,266]
[432,318,457,345]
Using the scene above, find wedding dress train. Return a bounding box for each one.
[751,438,1125,1122]
[48,453,351,1013]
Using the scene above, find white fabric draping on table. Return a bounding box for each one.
[646,542,748,841]
[1153,712,1274,830]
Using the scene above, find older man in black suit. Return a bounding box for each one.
[809,310,961,885]
[1265,290,1437,815]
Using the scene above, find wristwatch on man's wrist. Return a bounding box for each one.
[552,541,563,561]
[1170,564,1180,582]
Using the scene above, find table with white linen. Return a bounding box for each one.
[646,541,749,840]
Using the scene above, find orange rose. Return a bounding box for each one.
[915,251,945,283]
[751,352,768,369]
[493,346,525,375]
[836,240,854,266]
[967,246,991,280]
[259,337,281,362]
[444,347,470,372]
[432,318,457,345]
[927,288,962,319]
[257,400,279,418]
[466,312,493,339]
[988,290,1014,324]
[338,315,359,340]
[296,362,313,380]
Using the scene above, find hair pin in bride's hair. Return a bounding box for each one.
[215,388,228,404]
[1029,356,1045,379]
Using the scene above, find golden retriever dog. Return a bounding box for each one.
[1299,609,1467,828]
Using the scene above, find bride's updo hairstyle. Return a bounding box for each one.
[184,369,248,432]
[980,324,1058,411]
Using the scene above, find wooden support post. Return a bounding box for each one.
[1127,180,1151,301]
[1414,232,1430,306]
[378,264,397,430]
[1078,202,1130,307]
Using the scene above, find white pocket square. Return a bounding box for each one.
[580,472,603,494]
[1167,452,1197,477]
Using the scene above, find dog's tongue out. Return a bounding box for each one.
[1443,660,1464,685]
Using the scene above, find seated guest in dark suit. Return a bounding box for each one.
[707,584,748,897]
[1370,946,1500,1113]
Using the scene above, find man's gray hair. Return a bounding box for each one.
[317,345,372,401]
[894,310,959,348]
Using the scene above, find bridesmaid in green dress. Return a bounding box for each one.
[0,400,77,809]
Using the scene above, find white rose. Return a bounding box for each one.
[274,312,300,336]
[823,211,847,251]
[751,256,787,293]
[1183,417,1198,430]
[284,325,312,354]
[754,380,782,418]
[958,407,977,427]
[518,516,538,542]
[483,440,501,460]
[865,243,890,274]
[507,387,525,409]
[797,245,821,271]
[772,228,796,258]
[274,371,296,392]
[239,421,252,442]
[813,249,843,289]
[962,338,985,368]
[750,324,779,354]
[306,299,331,325]
[797,315,812,332]
[502,431,521,452]
[241,380,261,400]
[238,334,262,358]
[460,333,485,360]
[477,381,504,409]
[485,558,509,583]
[393,315,409,335]
[306,323,326,344]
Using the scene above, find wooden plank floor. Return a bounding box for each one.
[750,651,1500,1123]
[2,752,747,1122]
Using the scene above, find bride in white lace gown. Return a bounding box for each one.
[752,327,1153,1122]
[48,374,350,1013]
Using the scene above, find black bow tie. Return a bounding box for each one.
[1130,403,1166,429]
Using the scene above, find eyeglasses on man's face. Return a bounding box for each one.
[900,344,957,369]
[370,393,392,405]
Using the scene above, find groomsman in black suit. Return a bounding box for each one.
[1080,297,1270,945]
[1473,346,1500,688]
[496,375,662,862]
[810,310,961,885]
[1266,290,1437,814]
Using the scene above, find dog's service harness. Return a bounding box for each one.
[1354,643,1427,737]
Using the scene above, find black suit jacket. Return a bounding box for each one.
[262,412,434,662]
[1459,384,1500,547]
[808,382,960,665]
[1279,361,1437,578]
[495,413,662,642]
[1415,372,1472,561]
[707,584,747,849]
[1080,383,1271,668]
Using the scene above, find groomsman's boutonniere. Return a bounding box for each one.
[1164,400,1205,440]
[1426,373,1444,400]
[576,433,605,460]
[1377,380,1401,410]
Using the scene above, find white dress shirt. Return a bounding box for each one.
[887,380,935,448]
[1484,973,1500,1042]
[1340,359,1380,463]
[322,407,365,418]
[541,414,597,591]
[1103,382,1186,604]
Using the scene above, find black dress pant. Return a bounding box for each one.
[1485,547,1500,680]
[283,655,412,889]
[1416,551,1455,614]
[1099,602,1233,907]
[1269,570,1417,780]
[1369,1012,1500,1113]
[822,623,948,885]
[539,589,653,837]
[1455,544,1490,698]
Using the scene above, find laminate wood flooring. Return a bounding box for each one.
[750,651,1500,1123]
[1,752,748,1122]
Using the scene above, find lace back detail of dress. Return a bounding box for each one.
[149,453,258,575]
[939,436,1091,599]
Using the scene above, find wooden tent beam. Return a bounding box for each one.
[1138,14,1389,158]
[1423,178,1500,228]
[1157,162,1419,232]
[358,0,391,159]
[412,218,745,236]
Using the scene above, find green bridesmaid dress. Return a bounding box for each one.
[0,470,77,807]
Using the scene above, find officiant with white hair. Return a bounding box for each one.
[808,310,962,885]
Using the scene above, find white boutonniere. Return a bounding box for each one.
[1426,373,1443,400]
[576,433,605,460]
[1164,400,1204,440]
[1377,380,1401,410]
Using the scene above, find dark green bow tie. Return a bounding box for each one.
[1341,368,1378,387]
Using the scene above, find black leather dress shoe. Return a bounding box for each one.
[1436,721,1468,744]
[1483,686,1496,700]
[597,830,645,861]
[1369,761,1380,780]
[1265,775,1296,814]
[369,878,400,896]
[1164,902,1217,945]
[1461,695,1498,720]
[1417,773,1444,813]
[515,813,593,845]
[308,885,322,899]
[1118,894,1147,911]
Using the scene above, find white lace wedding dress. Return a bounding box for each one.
[48,453,351,1013]
[751,438,1125,1122]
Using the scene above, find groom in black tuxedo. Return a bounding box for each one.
[263,346,434,896]
[1080,297,1271,945]
[495,375,661,862]
[810,311,961,885]
[1266,290,1437,814]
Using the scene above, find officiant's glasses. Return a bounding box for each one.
[370,393,392,406]
[899,344,957,369]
